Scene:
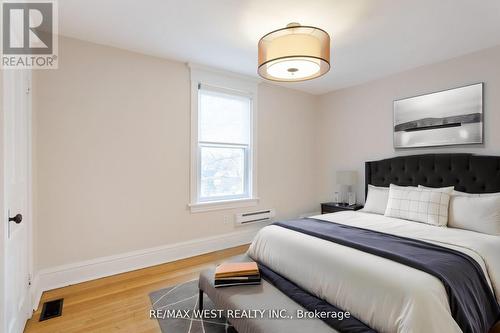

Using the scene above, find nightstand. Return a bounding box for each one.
[321,202,363,214]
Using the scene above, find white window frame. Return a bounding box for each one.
[188,64,259,213]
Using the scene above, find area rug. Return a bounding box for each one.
[149,279,237,333]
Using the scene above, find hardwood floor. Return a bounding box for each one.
[24,244,249,333]
[22,243,500,333]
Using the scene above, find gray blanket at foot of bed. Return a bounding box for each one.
[274,218,500,333]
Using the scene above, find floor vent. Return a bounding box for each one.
[39,298,64,321]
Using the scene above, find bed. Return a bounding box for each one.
[199,154,500,333]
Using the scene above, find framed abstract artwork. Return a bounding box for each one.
[394,83,483,148]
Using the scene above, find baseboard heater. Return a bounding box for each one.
[236,209,275,225]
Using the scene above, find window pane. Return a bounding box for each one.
[199,89,250,144]
[200,146,246,199]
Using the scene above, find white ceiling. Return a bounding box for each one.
[58,0,500,95]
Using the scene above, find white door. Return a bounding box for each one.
[3,69,32,333]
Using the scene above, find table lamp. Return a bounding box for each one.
[336,171,357,206]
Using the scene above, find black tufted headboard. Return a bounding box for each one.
[365,154,500,198]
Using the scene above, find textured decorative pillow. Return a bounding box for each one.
[385,184,450,226]
[418,185,500,234]
[362,185,389,215]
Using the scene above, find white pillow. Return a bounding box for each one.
[418,185,454,193]
[418,185,486,197]
[448,195,500,235]
[418,185,500,234]
[452,190,478,197]
[385,184,450,227]
[362,185,389,215]
[451,190,500,197]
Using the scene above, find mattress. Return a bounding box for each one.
[247,211,500,333]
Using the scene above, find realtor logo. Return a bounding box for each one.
[1,0,58,69]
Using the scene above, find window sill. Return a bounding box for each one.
[188,198,260,213]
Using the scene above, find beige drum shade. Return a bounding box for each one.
[258,23,330,82]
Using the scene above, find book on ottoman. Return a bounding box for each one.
[214,262,261,287]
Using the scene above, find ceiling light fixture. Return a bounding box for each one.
[258,23,330,82]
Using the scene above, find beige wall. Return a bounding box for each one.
[33,37,319,270]
[35,37,500,272]
[317,45,500,203]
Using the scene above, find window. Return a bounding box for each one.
[189,66,258,212]
[198,86,251,201]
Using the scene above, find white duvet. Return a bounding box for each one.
[247,211,500,333]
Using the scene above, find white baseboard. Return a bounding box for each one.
[31,275,41,313]
[32,228,260,311]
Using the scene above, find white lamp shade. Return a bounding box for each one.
[258,23,330,82]
[336,171,357,186]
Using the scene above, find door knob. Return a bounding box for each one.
[9,214,22,224]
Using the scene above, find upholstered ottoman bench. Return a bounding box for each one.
[198,254,337,333]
